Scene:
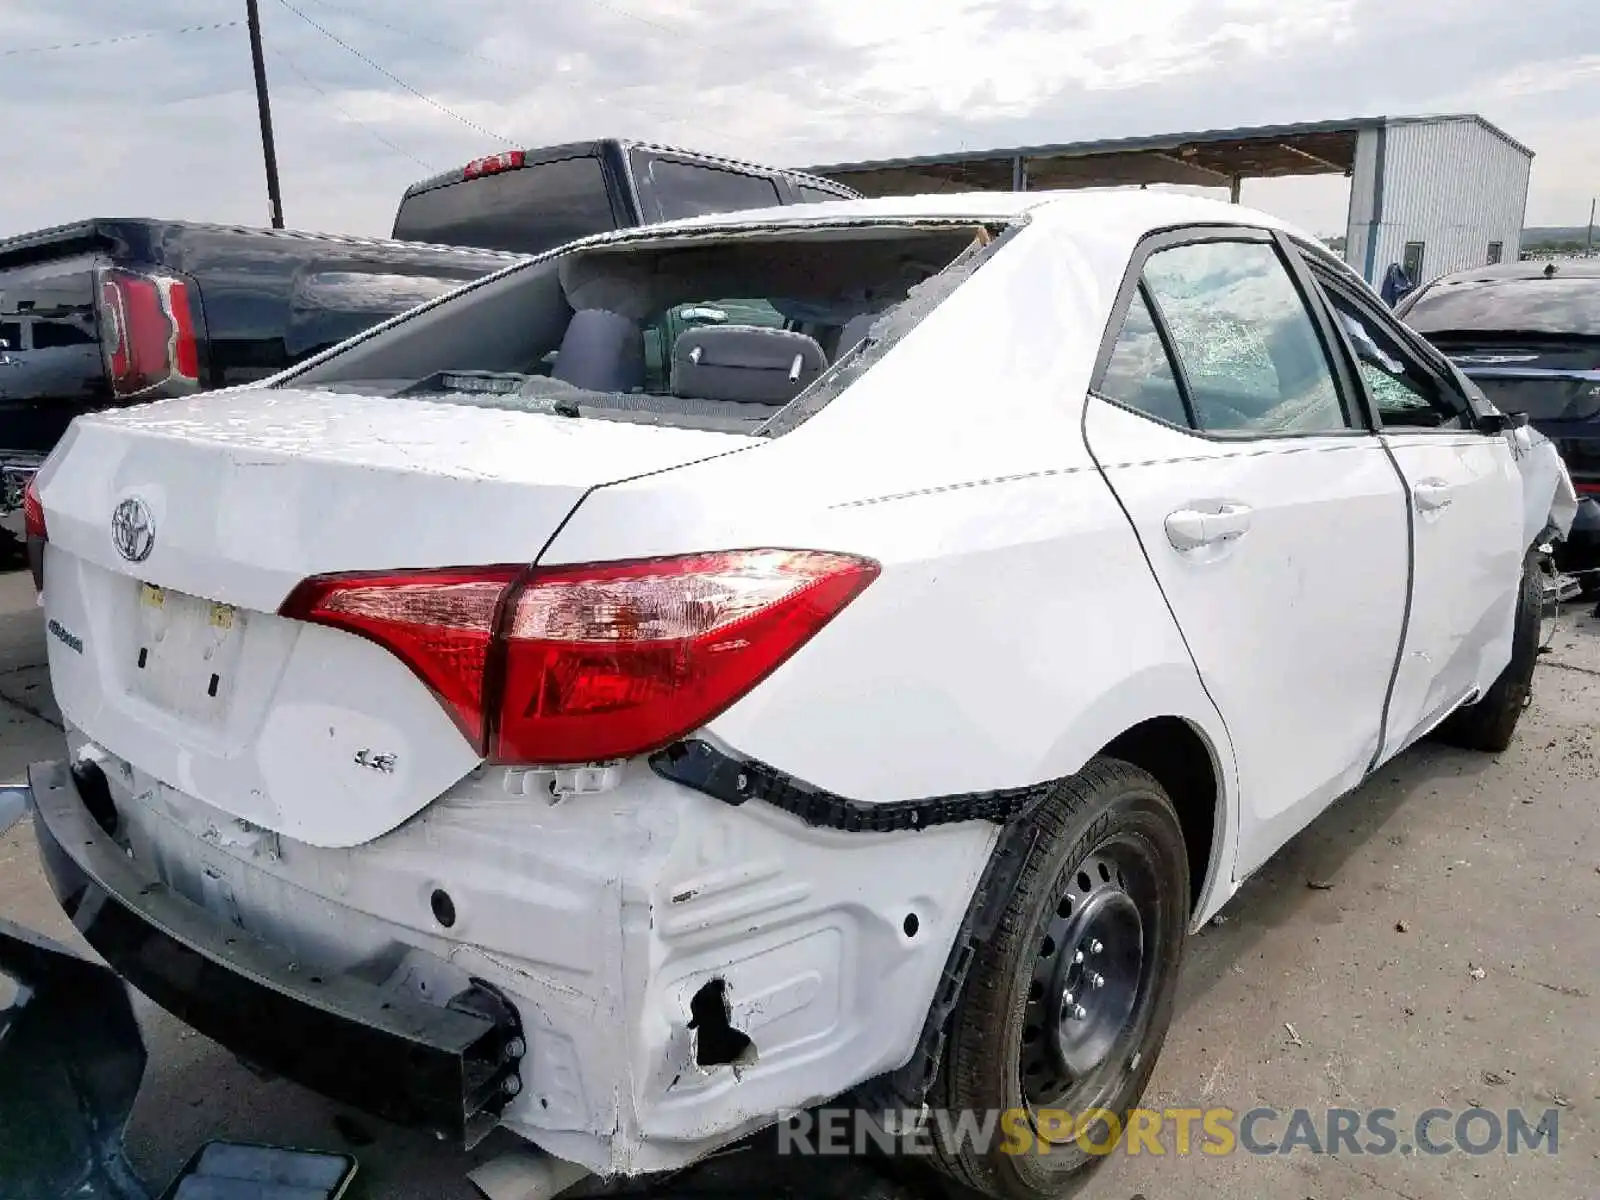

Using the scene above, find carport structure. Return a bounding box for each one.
[802,115,1533,286]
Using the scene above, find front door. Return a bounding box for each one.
[1306,268,1524,758]
[1084,231,1411,879]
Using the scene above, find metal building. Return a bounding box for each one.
[803,114,1533,287]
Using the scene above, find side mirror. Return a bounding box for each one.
[1475,409,1530,435]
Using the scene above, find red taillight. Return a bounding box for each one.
[23,478,45,542]
[1575,481,1600,496]
[98,269,200,399]
[280,550,879,764]
[23,477,46,593]
[280,567,522,745]
[463,149,526,179]
[495,550,880,763]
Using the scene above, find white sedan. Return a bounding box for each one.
[20,191,1574,1200]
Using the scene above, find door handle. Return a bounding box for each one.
[1165,503,1253,550]
[1413,479,1453,512]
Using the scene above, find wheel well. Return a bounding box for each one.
[1100,717,1218,910]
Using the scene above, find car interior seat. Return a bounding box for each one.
[670,326,828,405]
[550,309,646,394]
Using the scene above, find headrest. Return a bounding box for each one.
[670,326,827,405]
[550,309,644,394]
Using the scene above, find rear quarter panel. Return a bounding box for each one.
[541,219,1239,905]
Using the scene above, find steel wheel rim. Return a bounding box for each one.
[1019,835,1162,1120]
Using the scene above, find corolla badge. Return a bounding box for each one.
[110,497,156,563]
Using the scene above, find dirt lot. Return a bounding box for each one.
[1,565,1595,1199]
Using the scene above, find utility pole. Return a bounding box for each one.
[1587,197,1595,257]
[245,0,285,229]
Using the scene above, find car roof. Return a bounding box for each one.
[1427,259,1600,286]
[584,188,1318,244]
[1423,258,1600,287]
[400,139,859,200]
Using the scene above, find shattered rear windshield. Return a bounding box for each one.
[282,220,1014,436]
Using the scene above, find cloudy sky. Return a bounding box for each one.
[1,0,1594,241]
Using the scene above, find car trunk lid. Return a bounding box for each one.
[35,386,750,846]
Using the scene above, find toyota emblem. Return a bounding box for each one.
[111,497,156,563]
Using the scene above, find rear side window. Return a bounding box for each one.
[0,321,21,352]
[1141,241,1350,435]
[392,156,616,255]
[1098,290,1189,427]
[1319,285,1464,429]
[797,185,845,204]
[631,154,783,222]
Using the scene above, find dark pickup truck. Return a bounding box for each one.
[0,223,518,551]
[0,139,859,551]
[390,138,859,256]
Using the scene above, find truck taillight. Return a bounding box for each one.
[23,477,46,593]
[463,150,526,180]
[280,550,879,764]
[98,269,200,399]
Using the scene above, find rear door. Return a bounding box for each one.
[1303,263,1524,759]
[1084,228,1410,879]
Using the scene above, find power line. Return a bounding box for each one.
[0,20,242,58]
[297,0,525,74]
[286,0,758,150]
[269,48,437,172]
[269,0,512,145]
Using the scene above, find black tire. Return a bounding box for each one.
[927,759,1190,1200]
[1434,552,1542,754]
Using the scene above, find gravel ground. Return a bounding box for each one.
[1,567,1594,1199]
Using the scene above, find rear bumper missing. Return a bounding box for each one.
[28,737,1000,1177]
[25,760,524,1147]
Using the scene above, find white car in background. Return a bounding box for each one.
[20,191,1574,1200]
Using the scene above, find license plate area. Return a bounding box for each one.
[128,583,248,723]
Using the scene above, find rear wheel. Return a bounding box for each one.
[928,760,1191,1200]
[1434,552,1542,754]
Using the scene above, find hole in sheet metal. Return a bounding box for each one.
[430,888,457,928]
[688,979,755,1068]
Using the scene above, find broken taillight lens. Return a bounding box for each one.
[280,550,879,764]
[98,268,201,399]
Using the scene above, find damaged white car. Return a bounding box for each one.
[20,192,1576,1200]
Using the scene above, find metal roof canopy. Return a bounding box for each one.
[801,115,1532,199]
